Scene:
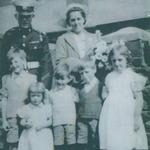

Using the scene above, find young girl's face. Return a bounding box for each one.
[111,53,127,72]
[10,56,24,74]
[30,92,43,106]
[55,74,69,89]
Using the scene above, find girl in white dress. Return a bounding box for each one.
[17,82,54,150]
[99,42,148,150]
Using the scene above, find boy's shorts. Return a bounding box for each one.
[53,124,76,145]
[77,118,98,144]
[7,118,19,143]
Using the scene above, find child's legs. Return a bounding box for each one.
[0,128,7,150]
[88,119,99,150]
[53,125,65,150]
[7,118,19,150]
[77,121,88,150]
[77,121,88,144]
[8,143,18,150]
[54,145,66,150]
[64,124,76,150]
[64,124,76,145]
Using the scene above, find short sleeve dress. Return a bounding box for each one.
[99,68,148,150]
[17,103,54,150]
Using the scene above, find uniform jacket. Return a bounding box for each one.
[1,27,53,89]
[55,30,97,65]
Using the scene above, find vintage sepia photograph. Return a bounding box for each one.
[0,0,150,150]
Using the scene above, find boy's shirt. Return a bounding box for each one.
[49,85,79,126]
[1,71,36,118]
[78,77,102,119]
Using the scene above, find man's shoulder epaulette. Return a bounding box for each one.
[4,27,19,37]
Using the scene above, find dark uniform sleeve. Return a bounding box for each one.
[39,33,53,90]
[0,28,20,87]
[1,30,13,79]
[0,36,3,88]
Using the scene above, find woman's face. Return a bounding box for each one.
[69,11,85,34]
[111,53,127,73]
[17,14,33,29]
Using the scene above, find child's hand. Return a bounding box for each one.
[35,125,43,132]
[134,116,140,132]
[35,127,41,132]
[2,120,9,131]
[24,119,33,129]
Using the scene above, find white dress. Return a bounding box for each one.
[99,68,148,150]
[18,103,54,150]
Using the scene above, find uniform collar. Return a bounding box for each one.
[19,26,32,34]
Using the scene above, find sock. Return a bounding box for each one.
[77,143,88,150]
[67,144,76,150]
[54,145,65,150]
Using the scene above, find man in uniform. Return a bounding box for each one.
[1,0,53,89]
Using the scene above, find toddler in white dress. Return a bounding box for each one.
[17,82,54,150]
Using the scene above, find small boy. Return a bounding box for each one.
[77,61,102,150]
[49,63,79,150]
[1,48,36,150]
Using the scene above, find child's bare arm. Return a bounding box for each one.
[1,88,9,131]
[132,74,147,132]
[35,116,52,131]
[102,85,108,101]
[2,97,9,131]
[133,91,143,132]
[35,105,52,131]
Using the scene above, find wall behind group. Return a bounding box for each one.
[0,0,150,34]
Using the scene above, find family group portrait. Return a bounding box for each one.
[0,0,150,150]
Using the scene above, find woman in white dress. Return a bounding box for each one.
[99,42,148,150]
[17,82,54,150]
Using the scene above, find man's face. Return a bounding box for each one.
[17,14,33,28]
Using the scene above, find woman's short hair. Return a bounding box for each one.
[66,6,86,26]
[108,41,132,66]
